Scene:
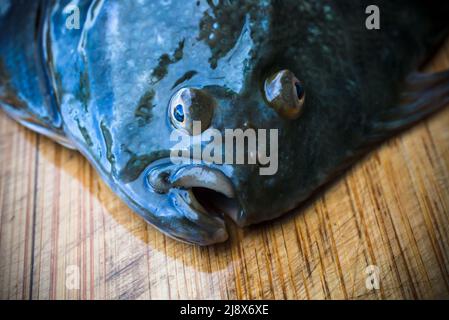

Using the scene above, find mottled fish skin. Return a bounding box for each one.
[1,0,448,244]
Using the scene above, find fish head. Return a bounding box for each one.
[55,0,363,244]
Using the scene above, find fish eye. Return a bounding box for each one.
[169,88,215,135]
[264,69,305,119]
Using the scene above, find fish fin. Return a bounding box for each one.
[1,103,76,149]
[0,2,75,149]
[332,70,449,174]
[369,69,449,142]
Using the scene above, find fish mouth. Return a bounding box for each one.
[146,161,242,245]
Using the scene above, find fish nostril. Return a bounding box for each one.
[147,169,171,194]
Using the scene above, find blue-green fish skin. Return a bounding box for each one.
[1,0,449,245]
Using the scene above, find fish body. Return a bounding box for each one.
[1,0,449,244]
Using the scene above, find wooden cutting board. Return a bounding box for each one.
[1,39,448,300]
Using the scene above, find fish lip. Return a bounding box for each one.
[146,158,236,199]
[169,165,236,199]
[168,188,229,245]
[145,158,242,244]
[167,163,242,222]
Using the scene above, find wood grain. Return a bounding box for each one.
[1,39,449,300]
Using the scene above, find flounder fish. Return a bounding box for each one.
[1,0,449,245]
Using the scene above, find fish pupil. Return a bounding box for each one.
[295,82,304,100]
[174,104,185,122]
